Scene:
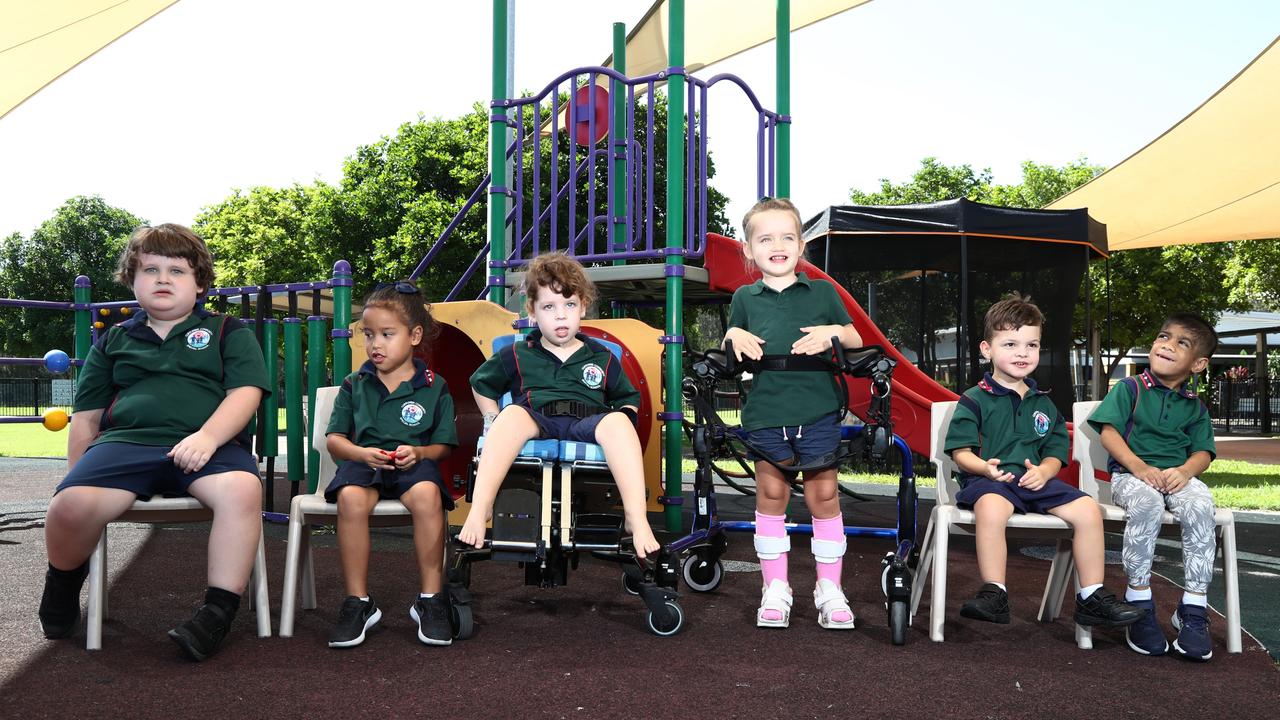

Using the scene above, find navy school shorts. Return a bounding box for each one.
[56,441,260,500]
[955,474,1087,514]
[513,405,611,443]
[743,411,843,472]
[324,458,453,511]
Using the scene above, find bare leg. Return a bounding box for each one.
[754,461,793,516]
[802,468,839,520]
[1049,497,1106,587]
[972,493,1016,585]
[457,405,539,548]
[401,482,445,594]
[594,412,659,558]
[45,486,137,569]
[187,471,262,594]
[333,485,379,597]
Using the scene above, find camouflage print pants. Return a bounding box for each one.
[1111,472,1217,594]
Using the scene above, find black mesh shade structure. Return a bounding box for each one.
[804,198,1107,414]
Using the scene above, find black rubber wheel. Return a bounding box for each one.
[622,571,642,596]
[451,601,474,640]
[646,601,684,637]
[681,554,724,593]
[889,600,909,646]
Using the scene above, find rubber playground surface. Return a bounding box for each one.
[1,458,1277,718]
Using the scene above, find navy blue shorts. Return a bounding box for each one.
[518,406,611,443]
[744,412,842,472]
[56,441,259,500]
[324,458,453,510]
[955,475,1087,514]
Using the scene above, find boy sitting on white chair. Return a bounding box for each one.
[1086,313,1219,661]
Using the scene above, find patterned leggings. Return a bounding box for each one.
[1111,472,1217,593]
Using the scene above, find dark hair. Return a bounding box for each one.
[741,196,803,243]
[361,282,438,361]
[1161,313,1218,358]
[983,293,1044,341]
[115,224,215,291]
[522,252,596,311]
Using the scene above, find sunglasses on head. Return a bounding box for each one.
[374,281,421,295]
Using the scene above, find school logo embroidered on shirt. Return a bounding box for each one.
[400,401,426,427]
[581,363,604,389]
[185,328,213,350]
[1032,410,1051,437]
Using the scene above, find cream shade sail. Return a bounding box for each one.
[603,0,871,79]
[0,0,180,121]
[1048,35,1280,251]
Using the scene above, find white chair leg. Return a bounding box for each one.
[910,510,936,615]
[279,513,304,637]
[1039,539,1072,621]
[86,530,108,651]
[929,510,951,643]
[301,529,317,612]
[253,530,271,638]
[1221,518,1242,654]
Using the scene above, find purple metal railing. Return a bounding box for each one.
[427,65,777,301]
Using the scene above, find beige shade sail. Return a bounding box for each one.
[0,0,180,121]
[603,0,871,80]
[1048,35,1280,251]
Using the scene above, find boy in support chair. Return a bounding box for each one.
[457,252,660,559]
[945,294,1144,631]
[1087,313,1219,661]
[39,224,269,661]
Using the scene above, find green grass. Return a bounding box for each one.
[1200,459,1280,511]
[0,422,72,457]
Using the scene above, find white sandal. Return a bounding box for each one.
[757,578,793,628]
[814,578,856,630]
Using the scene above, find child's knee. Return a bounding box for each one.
[46,491,96,528]
[336,485,374,513]
[403,482,443,513]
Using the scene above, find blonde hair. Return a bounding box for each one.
[741,197,803,243]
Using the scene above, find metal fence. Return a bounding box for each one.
[1208,377,1277,434]
[0,378,52,416]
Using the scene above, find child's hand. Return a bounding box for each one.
[168,430,219,473]
[985,458,1015,483]
[723,327,765,360]
[792,325,842,356]
[392,445,419,470]
[1018,459,1049,491]
[1161,467,1190,494]
[1135,464,1166,491]
[361,447,396,470]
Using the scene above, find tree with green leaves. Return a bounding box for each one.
[0,196,142,364]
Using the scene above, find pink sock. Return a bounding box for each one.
[755,511,788,588]
[811,514,845,586]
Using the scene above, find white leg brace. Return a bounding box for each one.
[810,537,847,564]
[754,533,791,560]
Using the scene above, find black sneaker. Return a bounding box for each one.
[328,596,382,648]
[960,582,1010,624]
[38,563,88,639]
[409,595,453,646]
[1074,587,1146,627]
[168,603,232,662]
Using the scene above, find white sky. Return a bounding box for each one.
[1,0,1278,243]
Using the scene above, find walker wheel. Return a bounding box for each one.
[681,553,724,593]
[450,601,474,640]
[622,570,642,596]
[646,601,684,637]
[889,600,909,646]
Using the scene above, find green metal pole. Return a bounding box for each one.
[331,260,352,379]
[662,0,686,533]
[284,318,304,489]
[261,319,279,458]
[73,275,91,363]
[307,315,327,492]
[776,0,790,197]
[488,0,509,306]
[611,22,628,268]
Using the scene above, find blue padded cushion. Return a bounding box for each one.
[558,440,607,463]
[476,434,560,460]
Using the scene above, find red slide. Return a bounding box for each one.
[703,232,955,457]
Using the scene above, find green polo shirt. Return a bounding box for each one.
[73,309,269,449]
[1086,369,1216,474]
[944,373,1069,478]
[726,272,853,430]
[326,359,458,457]
[470,331,640,412]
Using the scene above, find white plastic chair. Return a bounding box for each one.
[278,385,425,637]
[909,400,1091,647]
[1071,400,1242,653]
[85,486,272,650]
